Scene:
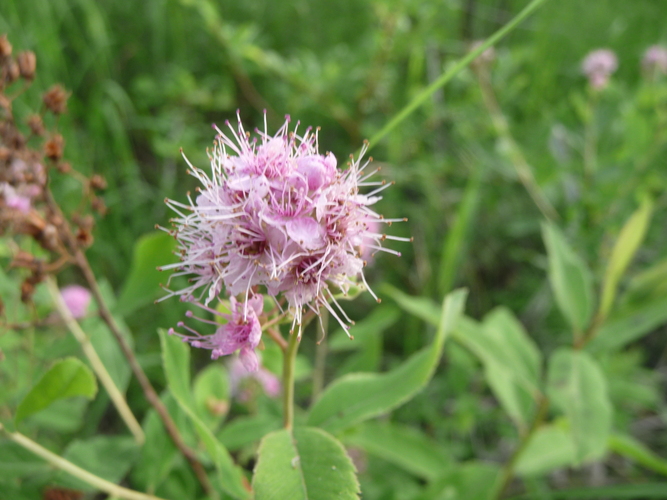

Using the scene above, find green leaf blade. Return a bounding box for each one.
[15,358,97,425]
[307,289,467,434]
[542,222,594,333]
[253,427,359,500]
[547,348,612,463]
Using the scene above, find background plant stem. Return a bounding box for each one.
[0,423,165,500]
[43,190,215,497]
[367,0,550,150]
[44,276,145,445]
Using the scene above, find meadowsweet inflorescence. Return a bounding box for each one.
[161,112,408,368]
[582,49,618,90]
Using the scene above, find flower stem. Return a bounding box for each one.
[367,0,550,150]
[0,423,165,500]
[44,276,145,445]
[283,330,301,429]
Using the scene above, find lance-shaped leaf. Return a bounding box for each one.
[547,348,612,463]
[159,329,250,499]
[253,427,359,500]
[15,358,97,425]
[454,308,542,430]
[307,289,467,434]
[542,222,594,334]
[598,198,653,320]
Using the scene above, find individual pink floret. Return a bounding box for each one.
[169,295,264,372]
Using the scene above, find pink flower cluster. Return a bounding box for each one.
[161,113,406,369]
[582,49,618,90]
[642,45,667,76]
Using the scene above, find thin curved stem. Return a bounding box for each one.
[367,0,550,150]
[45,276,145,445]
[0,423,165,500]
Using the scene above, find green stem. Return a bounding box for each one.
[0,423,164,500]
[283,330,301,429]
[367,0,550,150]
[494,395,549,499]
[311,309,329,403]
[44,276,145,445]
[476,67,559,221]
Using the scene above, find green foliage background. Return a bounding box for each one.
[1,0,667,498]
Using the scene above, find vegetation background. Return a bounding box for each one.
[1,0,667,498]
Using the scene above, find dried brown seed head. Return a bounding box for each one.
[27,114,45,136]
[89,174,107,190]
[76,227,93,248]
[0,35,11,58]
[44,134,64,160]
[55,162,71,174]
[91,196,107,215]
[43,84,68,114]
[17,51,36,80]
[3,59,20,84]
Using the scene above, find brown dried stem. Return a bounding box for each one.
[44,191,217,499]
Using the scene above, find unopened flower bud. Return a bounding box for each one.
[16,51,36,81]
[44,134,64,160]
[43,84,68,114]
[27,114,45,136]
[0,35,12,58]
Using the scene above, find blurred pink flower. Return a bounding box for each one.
[60,285,91,319]
[642,45,667,76]
[228,356,281,400]
[1,182,32,212]
[582,49,618,90]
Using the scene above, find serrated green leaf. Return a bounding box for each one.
[159,329,250,499]
[547,348,612,463]
[307,289,467,434]
[15,358,97,425]
[116,231,177,315]
[542,223,594,334]
[599,199,653,320]
[253,427,360,500]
